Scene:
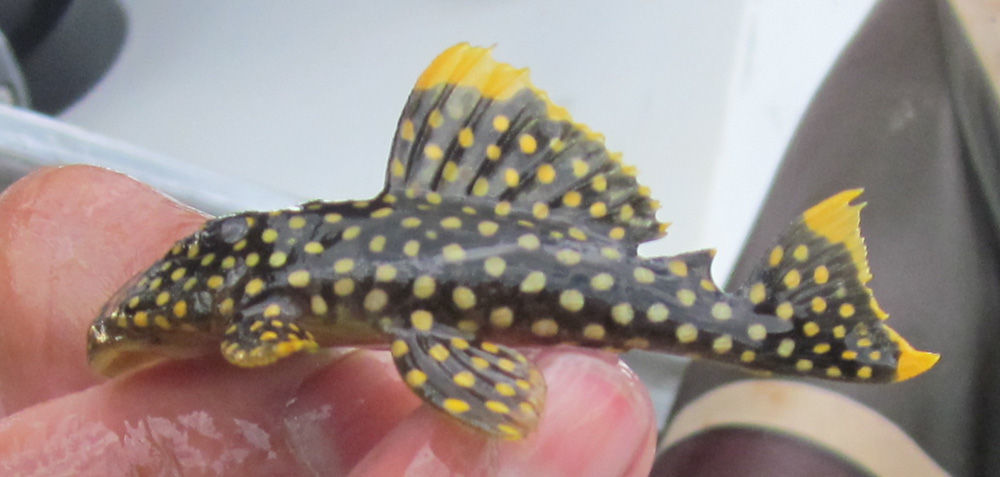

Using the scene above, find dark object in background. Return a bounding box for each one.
[0,0,125,114]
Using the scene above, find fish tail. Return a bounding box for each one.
[734,190,938,382]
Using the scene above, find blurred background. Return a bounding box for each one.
[0,0,878,435]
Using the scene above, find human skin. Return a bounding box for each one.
[0,165,656,476]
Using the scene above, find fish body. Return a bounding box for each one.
[88,44,938,440]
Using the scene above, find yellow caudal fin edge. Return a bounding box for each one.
[884,325,940,381]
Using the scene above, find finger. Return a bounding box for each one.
[0,348,423,475]
[0,165,207,415]
[348,350,657,477]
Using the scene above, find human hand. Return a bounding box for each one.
[0,165,656,476]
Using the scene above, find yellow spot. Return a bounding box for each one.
[518,234,540,250]
[748,283,767,305]
[514,378,530,390]
[793,244,809,262]
[677,289,696,307]
[363,289,388,312]
[520,271,546,293]
[591,174,607,192]
[170,267,186,282]
[532,202,550,219]
[869,350,882,361]
[609,227,626,240]
[269,251,288,268]
[221,256,236,269]
[443,243,466,262]
[486,144,501,160]
[711,302,733,321]
[246,253,261,267]
[342,225,361,240]
[233,240,247,252]
[288,216,307,230]
[485,401,510,414]
[334,278,354,296]
[633,267,655,284]
[391,339,409,358]
[568,227,587,241]
[186,244,200,258]
[182,277,197,291]
[409,310,434,331]
[536,164,556,183]
[171,300,188,318]
[413,275,436,299]
[741,350,757,363]
[428,109,444,128]
[375,264,397,282]
[391,158,405,178]
[572,158,589,177]
[591,273,615,291]
[325,212,343,223]
[814,266,830,284]
[583,323,606,340]
[403,240,420,257]
[839,303,856,318]
[311,295,328,315]
[264,304,282,318]
[813,343,831,354]
[366,235,387,254]
[811,297,827,314]
[155,291,170,306]
[493,114,510,132]
[713,335,733,354]
[473,178,490,196]
[132,311,149,327]
[833,325,847,339]
[768,246,784,267]
[262,228,278,243]
[442,161,460,182]
[504,168,520,187]
[601,247,622,260]
[371,207,394,219]
[405,369,427,387]
[748,323,767,341]
[494,201,512,216]
[440,216,462,229]
[482,256,507,277]
[796,359,814,372]
[497,424,522,440]
[496,382,516,396]
[611,303,635,325]
[676,323,698,343]
[401,217,421,229]
[400,119,415,141]
[857,338,872,348]
[645,303,669,323]
[777,339,796,357]
[803,321,820,337]
[334,258,354,274]
[424,144,444,160]
[454,371,476,388]
[260,331,279,342]
[519,134,538,154]
[556,249,581,266]
[478,220,499,237]
[453,286,477,310]
[302,241,323,255]
[857,366,873,379]
[562,191,582,207]
[826,366,843,378]
[429,344,450,362]
[497,358,517,372]
[531,318,558,337]
[490,307,514,328]
[784,269,801,289]
[459,127,474,148]
[450,337,470,350]
[154,314,171,330]
[589,202,607,218]
[776,302,794,320]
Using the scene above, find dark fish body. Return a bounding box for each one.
[88,44,938,440]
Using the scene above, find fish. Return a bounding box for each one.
[87,43,939,440]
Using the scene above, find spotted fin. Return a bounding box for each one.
[383,43,666,244]
[738,190,938,382]
[221,299,319,368]
[391,319,545,440]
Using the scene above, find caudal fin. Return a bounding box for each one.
[737,190,938,382]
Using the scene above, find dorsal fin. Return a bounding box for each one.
[383,43,667,244]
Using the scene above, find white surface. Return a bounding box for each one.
[60,0,875,426]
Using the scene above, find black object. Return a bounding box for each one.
[0,0,126,114]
